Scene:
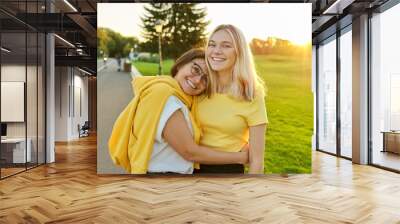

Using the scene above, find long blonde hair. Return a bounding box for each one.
[205,24,264,101]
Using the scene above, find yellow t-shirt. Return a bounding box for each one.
[197,89,268,152]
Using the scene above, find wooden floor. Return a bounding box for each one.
[1,163,45,178]
[1,135,400,223]
[0,167,26,178]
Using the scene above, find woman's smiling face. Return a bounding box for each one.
[174,58,208,96]
[206,29,237,74]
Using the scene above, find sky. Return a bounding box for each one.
[98,3,311,45]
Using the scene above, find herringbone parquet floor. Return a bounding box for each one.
[1,134,400,223]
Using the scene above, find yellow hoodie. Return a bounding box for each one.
[108,76,201,174]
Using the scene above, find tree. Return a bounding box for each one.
[140,3,209,59]
[122,37,140,56]
[140,3,169,54]
[97,28,110,57]
[250,38,266,55]
[249,36,309,57]
[97,28,139,58]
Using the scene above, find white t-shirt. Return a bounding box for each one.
[147,96,194,174]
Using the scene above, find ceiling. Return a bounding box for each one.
[309,0,389,43]
[0,0,97,74]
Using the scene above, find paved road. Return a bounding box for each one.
[97,58,118,73]
[98,58,142,78]
[97,58,137,174]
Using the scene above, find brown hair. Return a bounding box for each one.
[171,48,206,77]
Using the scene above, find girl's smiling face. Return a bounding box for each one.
[174,58,208,96]
[206,29,237,74]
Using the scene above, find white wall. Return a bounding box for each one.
[1,65,26,141]
[1,65,33,138]
[55,67,89,141]
[1,64,46,164]
[74,70,89,139]
[55,66,69,141]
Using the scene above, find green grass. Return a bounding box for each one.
[132,60,174,76]
[255,54,312,174]
[133,55,313,174]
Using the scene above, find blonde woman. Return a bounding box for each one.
[195,24,268,174]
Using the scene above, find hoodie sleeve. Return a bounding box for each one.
[108,97,138,172]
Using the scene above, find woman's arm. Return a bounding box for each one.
[162,110,248,164]
[248,124,266,174]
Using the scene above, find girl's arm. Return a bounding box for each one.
[163,110,248,165]
[248,124,266,174]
